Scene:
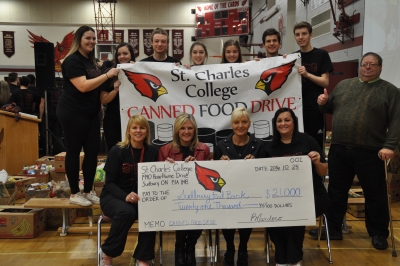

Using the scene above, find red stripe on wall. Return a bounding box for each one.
[319,35,363,53]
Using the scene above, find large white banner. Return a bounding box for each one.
[138,156,315,232]
[118,54,303,151]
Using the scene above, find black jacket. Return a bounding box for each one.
[214,133,266,160]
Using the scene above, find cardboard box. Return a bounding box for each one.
[0,206,46,238]
[55,152,84,172]
[35,156,56,167]
[0,182,15,205]
[10,177,37,200]
[46,208,76,230]
[347,204,365,218]
[388,173,400,186]
[49,171,66,182]
[17,170,49,184]
[25,189,50,202]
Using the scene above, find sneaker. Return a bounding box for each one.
[308,226,343,240]
[372,235,388,250]
[69,192,92,206]
[100,250,113,266]
[136,260,151,266]
[290,261,302,266]
[276,264,288,266]
[86,191,100,204]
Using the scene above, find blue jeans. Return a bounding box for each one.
[326,144,389,237]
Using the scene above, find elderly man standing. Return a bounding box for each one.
[309,52,400,250]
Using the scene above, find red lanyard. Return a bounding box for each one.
[131,146,145,163]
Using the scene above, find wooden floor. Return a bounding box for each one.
[1,202,399,266]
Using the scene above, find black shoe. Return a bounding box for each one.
[175,247,186,266]
[223,250,235,266]
[186,246,196,266]
[372,235,388,250]
[237,251,248,266]
[308,226,343,240]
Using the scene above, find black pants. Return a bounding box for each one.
[222,228,252,252]
[103,114,121,152]
[175,229,202,248]
[326,144,389,237]
[57,106,99,194]
[303,109,325,150]
[269,191,328,264]
[100,193,156,259]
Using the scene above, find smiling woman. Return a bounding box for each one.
[56,25,120,209]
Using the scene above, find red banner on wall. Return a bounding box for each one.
[98,30,109,42]
[172,30,184,60]
[114,30,124,43]
[195,1,250,38]
[128,29,140,58]
[143,29,154,56]
[3,31,15,58]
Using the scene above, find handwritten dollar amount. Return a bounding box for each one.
[265,188,301,198]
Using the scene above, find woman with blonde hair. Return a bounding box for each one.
[0,80,11,106]
[56,25,119,207]
[158,113,210,266]
[214,107,266,266]
[100,115,159,266]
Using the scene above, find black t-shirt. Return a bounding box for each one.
[140,55,181,64]
[265,133,327,194]
[9,84,20,94]
[9,88,41,115]
[297,48,333,110]
[58,51,105,116]
[101,144,158,201]
[28,85,40,114]
[39,87,62,119]
[101,79,120,121]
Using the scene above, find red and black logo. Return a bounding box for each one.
[195,163,226,192]
[124,70,168,102]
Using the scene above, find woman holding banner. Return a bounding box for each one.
[221,39,243,64]
[158,113,210,266]
[189,41,208,66]
[56,25,119,207]
[100,115,158,266]
[214,107,266,266]
[100,42,136,151]
[265,108,328,266]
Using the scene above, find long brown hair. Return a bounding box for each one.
[64,26,97,67]
[0,80,11,106]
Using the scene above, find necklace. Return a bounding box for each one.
[233,135,249,157]
[234,143,247,157]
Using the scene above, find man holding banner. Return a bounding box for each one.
[294,21,333,149]
[141,28,181,64]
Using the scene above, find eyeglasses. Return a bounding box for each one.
[360,63,380,68]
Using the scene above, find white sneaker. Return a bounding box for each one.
[69,192,92,206]
[100,250,113,266]
[86,191,100,204]
[290,261,302,266]
[136,260,151,266]
[276,264,288,266]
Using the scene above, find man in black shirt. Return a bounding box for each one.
[140,28,181,64]
[293,21,334,150]
[8,72,20,94]
[9,76,41,115]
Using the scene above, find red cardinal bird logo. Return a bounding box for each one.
[123,70,168,102]
[195,163,226,192]
[255,60,296,96]
[27,30,75,72]
[242,0,248,6]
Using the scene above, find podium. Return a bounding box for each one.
[0,110,41,175]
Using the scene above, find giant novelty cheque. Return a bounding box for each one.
[137,156,315,232]
[117,53,312,231]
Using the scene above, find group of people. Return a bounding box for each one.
[56,21,400,266]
